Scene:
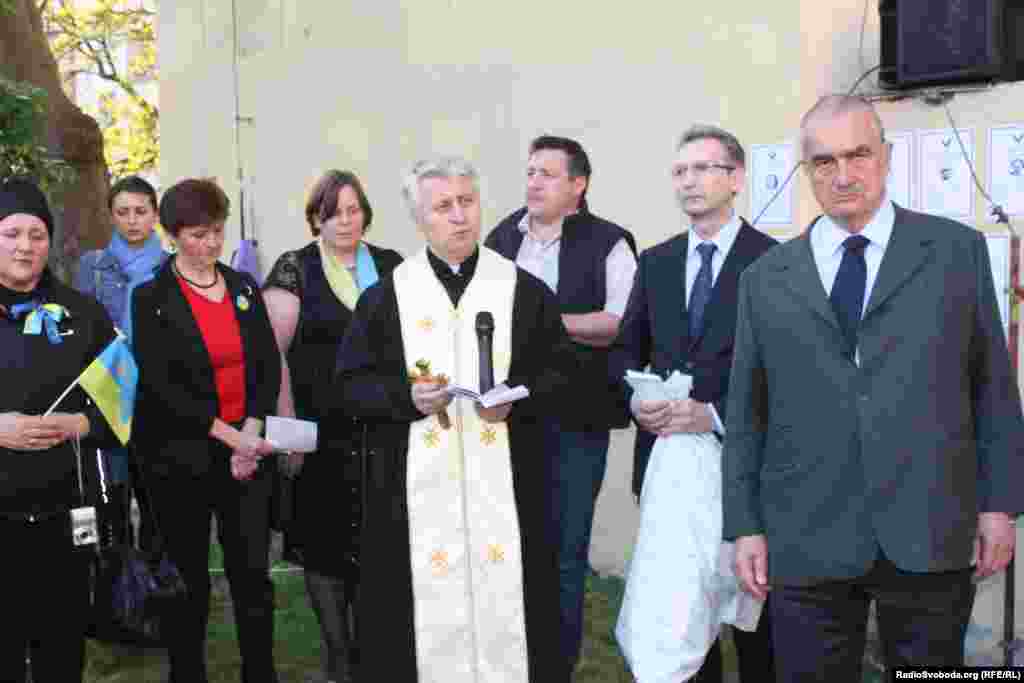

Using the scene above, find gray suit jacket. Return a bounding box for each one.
[723,205,1024,585]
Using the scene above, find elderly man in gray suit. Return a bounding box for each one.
[724,94,1024,682]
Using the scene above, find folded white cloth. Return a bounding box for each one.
[615,431,763,683]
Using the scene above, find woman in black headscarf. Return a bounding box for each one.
[0,178,119,682]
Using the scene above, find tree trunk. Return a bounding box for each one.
[0,0,110,280]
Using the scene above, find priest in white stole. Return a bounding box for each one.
[334,157,573,683]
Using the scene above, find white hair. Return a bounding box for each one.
[400,156,480,223]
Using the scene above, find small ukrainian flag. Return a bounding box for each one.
[79,336,138,446]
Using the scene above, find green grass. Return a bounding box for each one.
[83,569,320,683]
[81,567,636,682]
[81,565,889,682]
[577,573,633,682]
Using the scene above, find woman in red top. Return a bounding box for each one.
[131,178,282,683]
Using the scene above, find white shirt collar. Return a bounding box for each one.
[517,210,574,242]
[815,198,895,258]
[687,212,742,261]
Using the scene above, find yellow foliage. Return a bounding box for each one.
[43,0,158,176]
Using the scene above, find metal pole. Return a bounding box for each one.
[1006,231,1021,665]
[229,0,246,241]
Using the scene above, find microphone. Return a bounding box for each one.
[475,311,495,394]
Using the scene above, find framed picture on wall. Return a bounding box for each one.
[749,143,795,227]
[917,127,975,220]
[885,131,914,210]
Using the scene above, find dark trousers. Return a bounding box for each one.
[770,551,975,682]
[550,426,610,673]
[0,515,90,683]
[128,452,157,551]
[149,463,278,683]
[305,570,356,683]
[692,597,775,683]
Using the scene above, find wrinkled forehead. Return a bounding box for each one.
[420,174,477,203]
[802,109,884,157]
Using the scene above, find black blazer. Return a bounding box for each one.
[612,220,777,496]
[131,261,282,477]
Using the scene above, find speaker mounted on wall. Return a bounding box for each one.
[879,0,1024,89]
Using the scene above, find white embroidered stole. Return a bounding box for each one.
[393,247,529,683]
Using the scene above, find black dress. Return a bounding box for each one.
[264,241,402,578]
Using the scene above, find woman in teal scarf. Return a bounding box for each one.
[76,175,168,547]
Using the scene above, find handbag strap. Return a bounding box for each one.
[72,433,87,507]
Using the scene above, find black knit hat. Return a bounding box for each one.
[0,178,54,238]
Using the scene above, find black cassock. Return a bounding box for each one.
[333,261,575,683]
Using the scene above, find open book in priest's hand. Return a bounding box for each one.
[445,382,530,408]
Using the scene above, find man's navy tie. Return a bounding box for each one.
[688,242,716,339]
[829,234,870,356]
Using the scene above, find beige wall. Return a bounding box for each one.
[160,2,1024,583]
[162,1,804,260]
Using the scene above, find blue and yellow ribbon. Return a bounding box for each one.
[9,302,71,344]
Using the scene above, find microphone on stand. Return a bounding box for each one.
[475,311,495,394]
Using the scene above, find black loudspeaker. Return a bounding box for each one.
[878,0,899,88]
[879,0,1024,89]
[1003,1,1024,82]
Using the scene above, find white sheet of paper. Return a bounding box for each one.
[886,131,913,209]
[265,416,318,453]
[918,128,974,219]
[988,125,1024,217]
[749,143,795,226]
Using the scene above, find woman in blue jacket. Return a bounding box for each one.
[76,175,168,546]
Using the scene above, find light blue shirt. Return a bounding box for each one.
[685,212,743,435]
[685,212,742,304]
[810,198,895,364]
[810,199,895,313]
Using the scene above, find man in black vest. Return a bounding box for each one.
[485,135,637,675]
[613,125,776,682]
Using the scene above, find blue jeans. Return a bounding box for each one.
[550,426,610,672]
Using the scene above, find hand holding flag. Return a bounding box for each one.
[45,335,138,446]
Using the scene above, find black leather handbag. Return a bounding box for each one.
[78,442,188,646]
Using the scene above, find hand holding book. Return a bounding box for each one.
[445,383,530,408]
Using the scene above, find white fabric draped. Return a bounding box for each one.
[616,431,763,683]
